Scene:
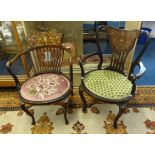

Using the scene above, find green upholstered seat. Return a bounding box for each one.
[83,70,133,100]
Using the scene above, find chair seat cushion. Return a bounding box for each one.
[83,70,133,100]
[20,73,70,102]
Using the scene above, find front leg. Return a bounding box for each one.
[21,103,36,125]
[113,104,127,129]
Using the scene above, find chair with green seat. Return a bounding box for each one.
[79,26,150,128]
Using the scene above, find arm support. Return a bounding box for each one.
[129,31,151,82]
[6,61,21,90]
[78,52,100,78]
[6,49,30,90]
[130,61,146,82]
[135,61,146,79]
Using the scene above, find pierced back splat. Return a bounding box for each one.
[30,45,69,75]
[107,27,140,73]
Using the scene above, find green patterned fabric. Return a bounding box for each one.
[83,70,132,100]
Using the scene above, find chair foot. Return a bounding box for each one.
[63,102,69,125]
[113,105,126,129]
[79,86,87,113]
[31,120,36,125]
[65,119,69,125]
[21,104,36,125]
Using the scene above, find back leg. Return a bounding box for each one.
[79,85,87,113]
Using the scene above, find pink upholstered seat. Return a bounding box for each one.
[20,73,70,102]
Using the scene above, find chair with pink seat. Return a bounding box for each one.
[6,44,73,125]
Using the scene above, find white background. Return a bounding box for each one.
[0,0,155,155]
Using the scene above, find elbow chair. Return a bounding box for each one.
[6,44,73,125]
[79,26,150,128]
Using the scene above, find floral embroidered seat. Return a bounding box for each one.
[20,73,70,102]
[83,70,132,100]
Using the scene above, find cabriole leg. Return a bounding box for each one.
[21,104,36,125]
[113,104,127,129]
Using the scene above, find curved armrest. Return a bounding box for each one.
[80,52,99,63]
[78,52,100,78]
[130,61,146,82]
[6,50,28,91]
[6,61,21,90]
[129,32,150,82]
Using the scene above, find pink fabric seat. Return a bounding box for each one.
[20,73,70,102]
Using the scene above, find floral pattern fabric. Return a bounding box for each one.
[20,73,70,102]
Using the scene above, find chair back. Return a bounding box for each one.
[107,26,140,73]
[29,45,72,75]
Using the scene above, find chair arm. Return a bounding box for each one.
[78,52,100,77]
[81,52,99,63]
[130,61,146,82]
[6,61,21,90]
[5,49,29,90]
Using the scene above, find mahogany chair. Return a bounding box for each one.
[6,44,73,125]
[79,26,150,128]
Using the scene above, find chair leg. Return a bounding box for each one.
[21,104,36,125]
[62,102,69,125]
[68,98,73,110]
[113,104,126,129]
[79,86,87,113]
